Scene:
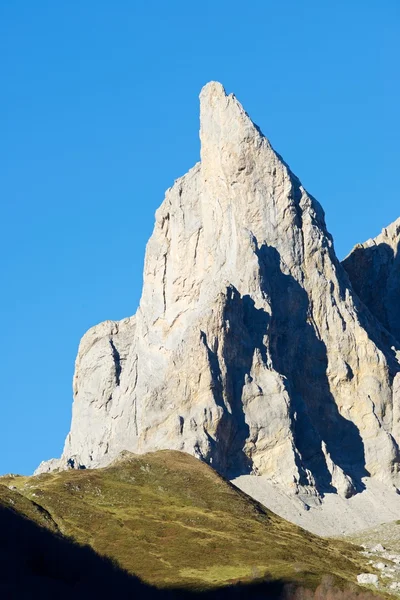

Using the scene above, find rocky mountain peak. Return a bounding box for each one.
[36,83,400,510]
[199,81,265,172]
[343,217,400,343]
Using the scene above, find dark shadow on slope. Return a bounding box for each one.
[257,245,368,494]
[0,503,162,599]
[342,242,400,466]
[387,239,400,343]
[222,287,270,478]
[203,287,270,479]
[187,578,378,600]
[1,504,377,600]
[343,241,400,346]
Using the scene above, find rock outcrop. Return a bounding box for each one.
[343,219,400,343]
[36,82,400,501]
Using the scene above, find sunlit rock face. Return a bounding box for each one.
[36,82,400,499]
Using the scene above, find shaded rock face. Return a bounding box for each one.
[343,219,400,344]
[37,82,400,497]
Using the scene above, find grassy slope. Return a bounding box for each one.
[0,450,379,592]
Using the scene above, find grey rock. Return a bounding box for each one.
[373,562,388,570]
[372,544,386,553]
[36,83,400,502]
[343,218,400,343]
[384,554,400,565]
[357,573,379,586]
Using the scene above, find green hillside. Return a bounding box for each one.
[0,450,381,597]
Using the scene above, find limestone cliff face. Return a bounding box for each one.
[343,219,400,344]
[36,83,400,497]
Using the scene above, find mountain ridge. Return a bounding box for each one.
[343,218,400,344]
[36,82,400,522]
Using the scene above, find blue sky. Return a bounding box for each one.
[1,1,399,475]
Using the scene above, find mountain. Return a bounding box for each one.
[343,219,400,344]
[37,82,400,514]
[0,451,379,598]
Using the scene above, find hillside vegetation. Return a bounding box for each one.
[0,450,382,596]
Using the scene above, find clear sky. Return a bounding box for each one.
[1,1,399,475]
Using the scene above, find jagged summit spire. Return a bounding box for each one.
[199,81,264,140]
[199,80,227,100]
[379,216,400,244]
[37,84,400,525]
[199,81,268,183]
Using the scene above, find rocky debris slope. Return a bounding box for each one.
[355,541,400,594]
[37,83,400,510]
[347,521,400,557]
[343,218,400,343]
[233,474,400,537]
